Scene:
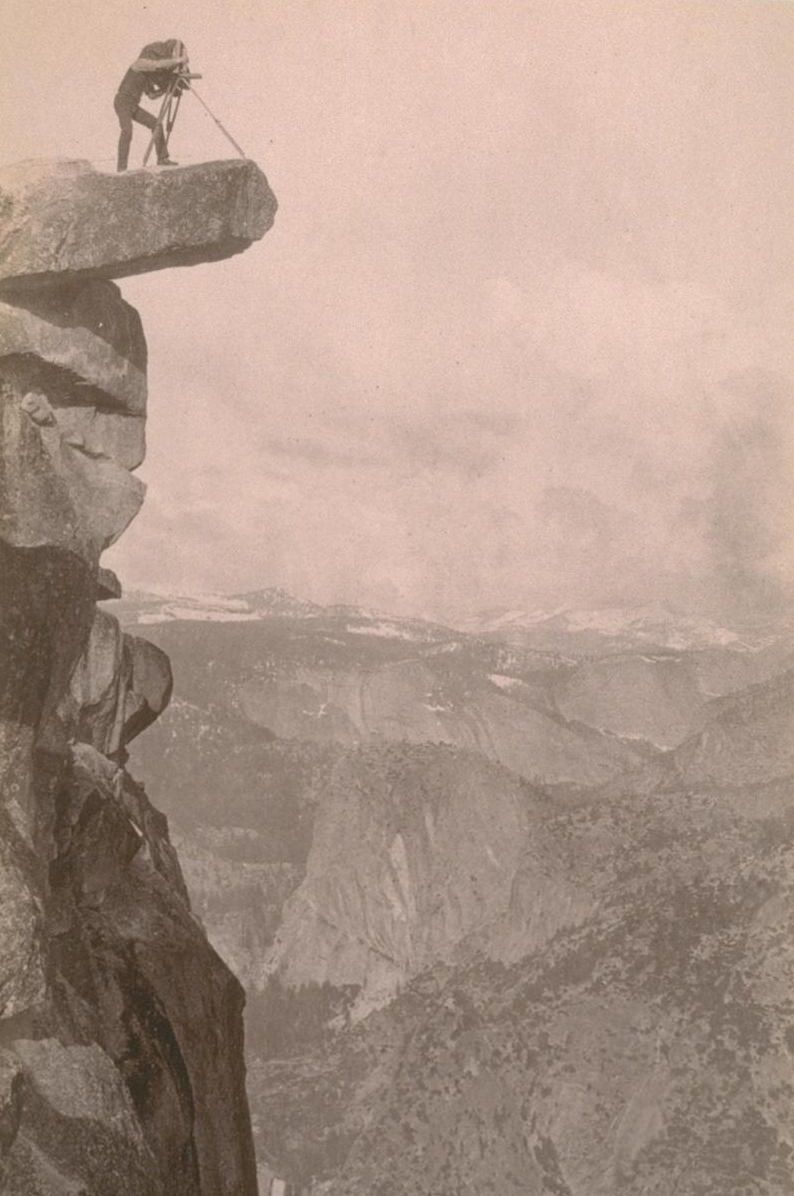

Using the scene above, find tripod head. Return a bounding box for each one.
[172,68,203,94]
[171,41,199,90]
[145,67,201,101]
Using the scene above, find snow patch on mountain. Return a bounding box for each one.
[345,621,428,641]
[138,602,261,625]
[488,674,528,691]
[561,604,740,646]
[459,602,773,651]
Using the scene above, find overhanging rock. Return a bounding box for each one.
[0,158,278,290]
[0,281,147,412]
[0,150,268,1194]
[0,280,148,470]
[0,385,145,556]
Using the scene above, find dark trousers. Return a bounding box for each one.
[114,94,166,171]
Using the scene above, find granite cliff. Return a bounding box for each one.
[0,158,276,1195]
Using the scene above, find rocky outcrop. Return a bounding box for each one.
[246,754,794,1196]
[64,611,173,760]
[0,279,147,411]
[0,159,276,289]
[0,1037,158,1195]
[0,158,275,1194]
[262,747,535,1011]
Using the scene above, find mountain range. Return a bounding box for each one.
[114,588,794,1194]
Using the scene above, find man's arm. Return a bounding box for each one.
[132,54,188,73]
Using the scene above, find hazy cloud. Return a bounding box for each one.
[264,435,379,470]
[9,0,790,620]
[705,370,794,616]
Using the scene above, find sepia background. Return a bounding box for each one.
[4,3,794,1193]
[3,0,793,621]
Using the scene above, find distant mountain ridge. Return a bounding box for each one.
[113,589,794,759]
[674,667,794,787]
[109,586,326,624]
[459,600,793,654]
[111,588,794,656]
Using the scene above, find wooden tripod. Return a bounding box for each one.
[143,70,201,167]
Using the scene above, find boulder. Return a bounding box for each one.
[2,1039,159,1196]
[64,613,173,759]
[122,635,174,746]
[95,567,122,602]
[0,280,147,414]
[65,610,128,758]
[0,159,277,290]
[0,372,145,558]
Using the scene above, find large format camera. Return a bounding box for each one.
[173,66,200,95]
[146,66,200,101]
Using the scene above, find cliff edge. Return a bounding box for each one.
[0,157,277,1195]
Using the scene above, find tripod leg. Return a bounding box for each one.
[164,90,183,152]
[188,86,247,158]
[143,86,174,166]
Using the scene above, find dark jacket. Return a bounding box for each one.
[116,40,184,107]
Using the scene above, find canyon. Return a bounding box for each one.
[123,592,794,1194]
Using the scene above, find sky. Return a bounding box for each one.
[2,0,793,621]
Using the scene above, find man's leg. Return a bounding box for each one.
[132,107,170,164]
[115,104,134,172]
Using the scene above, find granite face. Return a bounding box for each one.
[0,159,277,290]
[0,156,273,1195]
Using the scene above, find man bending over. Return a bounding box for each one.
[114,39,188,171]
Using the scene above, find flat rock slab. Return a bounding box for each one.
[0,280,147,413]
[0,158,277,291]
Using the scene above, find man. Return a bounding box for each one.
[114,39,189,171]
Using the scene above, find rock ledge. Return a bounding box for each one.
[0,158,277,290]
